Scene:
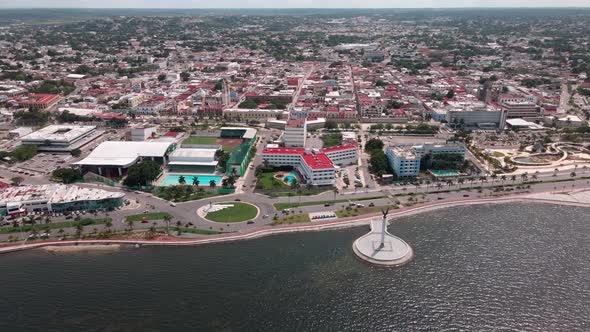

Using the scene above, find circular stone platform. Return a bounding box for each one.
[352,221,413,267]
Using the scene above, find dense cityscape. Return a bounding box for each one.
[1,7,590,330]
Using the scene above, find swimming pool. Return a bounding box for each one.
[430,170,460,177]
[160,174,223,186]
[284,171,297,185]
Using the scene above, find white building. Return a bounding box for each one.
[386,143,465,177]
[284,118,307,148]
[262,144,358,186]
[131,127,158,141]
[21,125,102,152]
[0,184,125,215]
[73,141,173,177]
[167,147,219,173]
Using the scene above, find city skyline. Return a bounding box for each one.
[2,0,590,9]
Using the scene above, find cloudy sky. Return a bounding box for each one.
[2,0,589,8]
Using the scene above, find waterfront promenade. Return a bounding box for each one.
[1,188,589,255]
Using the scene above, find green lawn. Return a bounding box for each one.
[172,227,226,235]
[257,172,291,190]
[205,202,258,223]
[126,212,173,222]
[270,214,310,225]
[183,136,217,145]
[321,133,342,148]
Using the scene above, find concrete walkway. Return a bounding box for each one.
[1,189,589,255]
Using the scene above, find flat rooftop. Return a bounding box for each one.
[21,125,96,143]
[73,141,172,167]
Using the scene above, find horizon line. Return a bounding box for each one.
[2,6,590,9]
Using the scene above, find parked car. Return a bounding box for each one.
[247,221,255,224]
[368,203,375,207]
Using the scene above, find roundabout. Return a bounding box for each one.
[198,202,259,223]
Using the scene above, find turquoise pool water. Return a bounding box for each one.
[284,172,297,184]
[430,170,459,177]
[160,174,223,186]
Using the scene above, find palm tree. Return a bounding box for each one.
[209,179,216,189]
[490,173,497,184]
[500,175,506,185]
[582,165,588,174]
[178,175,186,185]
[458,178,465,188]
[58,228,65,239]
[520,172,528,182]
[479,176,487,185]
[436,182,443,191]
[163,215,172,235]
[333,188,339,204]
[105,220,113,233]
[126,219,134,231]
[192,177,200,187]
[75,223,83,238]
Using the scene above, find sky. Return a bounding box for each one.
[2,0,589,8]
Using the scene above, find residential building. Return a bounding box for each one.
[386,143,465,177]
[283,118,307,148]
[262,144,358,186]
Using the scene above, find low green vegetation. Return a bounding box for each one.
[126,212,173,222]
[123,160,161,187]
[52,167,82,184]
[31,79,75,95]
[365,138,390,177]
[154,185,222,202]
[205,202,258,223]
[321,133,342,148]
[420,153,468,171]
[0,218,111,234]
[172,227,225,235]
[273,195,386,210]
[270,213,310,225]
[256,171,291,190]
[14,110,50,126]
[0,144,38,162]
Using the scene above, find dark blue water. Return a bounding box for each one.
[1,203,589,331]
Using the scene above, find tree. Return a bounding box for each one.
[365,138,384,153]
[157,74,166,82]
[123,160,161,187]
[52,168,82,184]
[180,71,190,82]
[163,215,172,235]
[74,65,91,75]
[70,148,81,157]
[11,176,24,186]
[446,89,455,99]
[369,150,390,176]
[214,79,224,91]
